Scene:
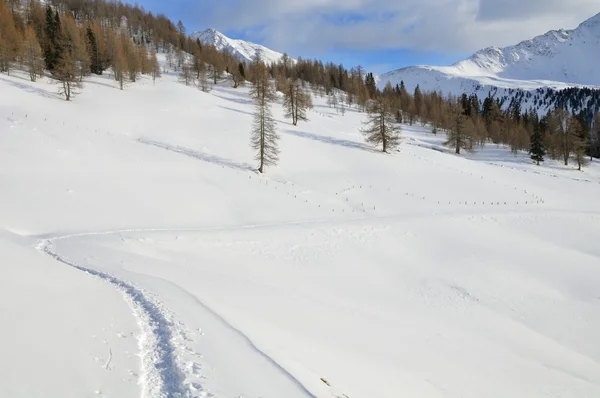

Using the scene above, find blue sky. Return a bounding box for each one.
[134,0,598,73]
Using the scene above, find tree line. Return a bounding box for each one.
[2,0,598,171]
[0,0,239,98]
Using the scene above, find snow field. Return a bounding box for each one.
[1,64,600,398]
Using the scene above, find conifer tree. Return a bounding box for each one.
[126,41,140,82]
[250,54,278,173]
[191,47,203,78]
[283,78,312,125]
[197,60,210,92]
[529,120,546,165]
[407,99,417,125]
[208,49,224,85]
[112,34,128,90]
[23,25,44,81]
[551,108,572,165]
[43,7,63,72]
[444,99,475,154]
[414,84,424,120]
[360,97,401,153]
[0,0,21,74]
[399,80,410,113]
[54,36,80,100]
[138,44,150,75]
[179,60,193,86]
[365,72,377,98]
[150,49,161,83]
[591,112,600,160]
[86,27,102,75]
[238,62,245,79]
[569,116,589,170]
[61,14,90,82]
[230,60,244,88]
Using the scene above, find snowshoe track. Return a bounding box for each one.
[39,239,188,398]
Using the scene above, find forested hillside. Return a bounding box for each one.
[1,0,599,165]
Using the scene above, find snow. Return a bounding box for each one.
[378,12,600,94]
[2,63,600,398]
[191,28,290,65]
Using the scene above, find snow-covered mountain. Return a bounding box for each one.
[378,12,600,94]
[191,28,289,65]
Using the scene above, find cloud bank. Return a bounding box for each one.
[189,0,599,57]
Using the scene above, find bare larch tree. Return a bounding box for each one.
[444,99,475,154]
[283,78,312,126]
[360,97,401,153]
[249,53,279,173]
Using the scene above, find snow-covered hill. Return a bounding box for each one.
[191,28,289,65]
[2,59,600,398]
[378,12,600,94]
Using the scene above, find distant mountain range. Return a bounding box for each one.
[190,28,289,65]
[191,16,600,118]
[377,12,600,94]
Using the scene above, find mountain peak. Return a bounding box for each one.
[190,28,290,65]
[377,12,600,100]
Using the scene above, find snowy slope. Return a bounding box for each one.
[191,28,290,64]
[378,12,600,93]
[2,65,600,398]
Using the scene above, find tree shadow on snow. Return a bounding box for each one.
[217,105,254,117]
[85,78,120,90]
[284,129,377,153]
[137,138,255,172]
[212,91,254,106]
[0,74,61,100]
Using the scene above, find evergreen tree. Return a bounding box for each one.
[529,119,546,165]
[86,27,102,75]
[591,113,600,159]
[238,62,245,79]
[43,7,63,72]
[399,80,410,113]
[414,85,424,119]
[365,72,377,98]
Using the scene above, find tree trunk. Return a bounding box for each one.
[64,79,71,101]
[564,134,569,165]
[455,131,461,154]
[259,107,265,173]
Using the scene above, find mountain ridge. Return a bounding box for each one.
[377,12,600,93]
[190,28,290,65]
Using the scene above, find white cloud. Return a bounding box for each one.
[193,0,600,57]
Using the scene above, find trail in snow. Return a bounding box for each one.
[38,239,187,398]
[39,230,319,398]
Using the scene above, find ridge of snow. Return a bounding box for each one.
[378,12,600,93]
[191,28,291,65]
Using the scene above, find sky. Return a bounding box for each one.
[136,0,599,73]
